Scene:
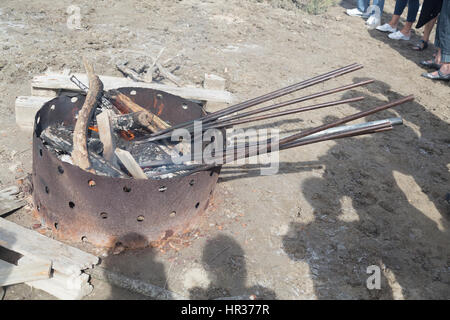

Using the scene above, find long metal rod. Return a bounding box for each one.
[278,95,414,145]
[205,96,365,130]
[148,63,363,138]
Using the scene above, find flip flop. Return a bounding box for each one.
[412,40,428,51]
[420,58,442,70]
[421,70,450,81]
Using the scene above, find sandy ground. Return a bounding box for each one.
[0,0,449,300]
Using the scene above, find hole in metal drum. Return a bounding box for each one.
[159,186,167,192]
[123,186,131,192]
[88,179,96,187]
[137,215,144,222]
[100,212,108,219]
[195,202,200,209]
[69,201,75,209]
[58,166,64,174]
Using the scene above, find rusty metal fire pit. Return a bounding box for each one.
[32,88,221,249]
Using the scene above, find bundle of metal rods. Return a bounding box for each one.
[70,63,414,178]
[131,63,413,176]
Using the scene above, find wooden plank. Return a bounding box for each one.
[30,87,58,97]
[0,259,51,286]
[0,199,26,217]
[96,110,116,164]
[0,186,27,216]
[114,148,148,179]
[0,218,99,275]
[18,256,93,300]
[15,96,51,129]
[32,73,237,103]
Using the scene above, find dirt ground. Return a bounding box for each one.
[0,0,449,300]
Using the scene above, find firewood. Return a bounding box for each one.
[96,110,117,165]
[41,126,126,178]
[114,148,148,179]
[108,89,170,132]
[72,58,103,173]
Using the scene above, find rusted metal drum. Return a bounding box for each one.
[32,88,221,249]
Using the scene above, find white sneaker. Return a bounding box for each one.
[376,23,397,33]
[346,8,364,17]
[388,30,411,41]
[366,15,380,29]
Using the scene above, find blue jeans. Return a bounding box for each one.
[357,0,385,16]
[435,0,450,62]
[393,0,420,22]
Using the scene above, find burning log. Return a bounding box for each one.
[72,58,103,173]
[107,89,170,132]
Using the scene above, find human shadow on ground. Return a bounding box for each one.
[281,78,450,299]
[188,234,276,300]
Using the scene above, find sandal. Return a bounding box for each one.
[412,40,428,51]
[421,70,450,81]
[420,58,442,70]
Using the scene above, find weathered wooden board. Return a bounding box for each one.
[0,218,99,275]
[15,96,51,129]
[32,73,237,103]
[0,258,51,286]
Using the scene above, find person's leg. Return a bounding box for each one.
[372,0,385,13]
[398,0,420,36]
[389,0,408,27]
[357,0,370,12]
[423,17,438,42]
[347,0,369,16]
[423,0,450,79]
[412,17,438,50]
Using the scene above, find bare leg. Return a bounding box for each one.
[388,15,401,28]
[399,21,413,36]
[422,17,438,43]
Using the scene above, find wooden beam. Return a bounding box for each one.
[31,73,237,103]
[114,148,148,179]
[0,259,51,287]
[15,96,51,129]
[0,217,99,275]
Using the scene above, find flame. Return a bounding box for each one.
[88,126,98,132]
[120,130,135,141]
